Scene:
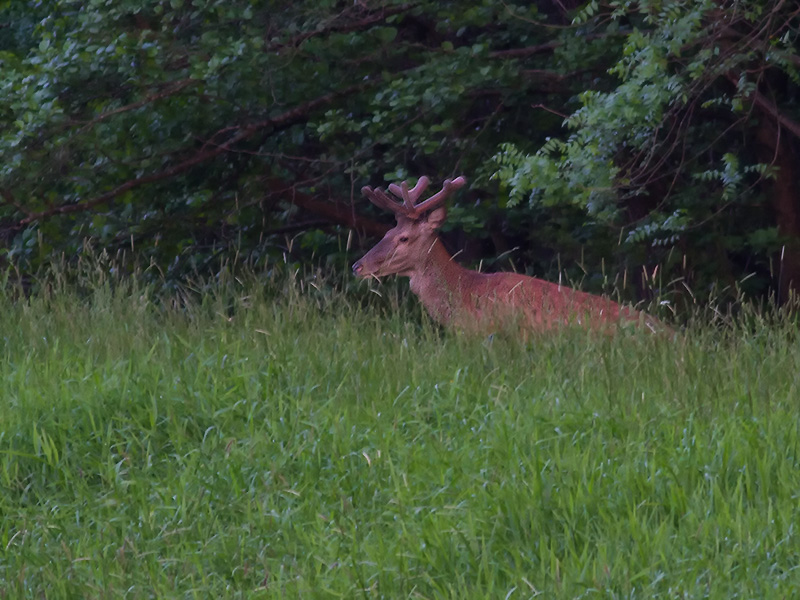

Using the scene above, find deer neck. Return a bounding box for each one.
[407,238,471,325]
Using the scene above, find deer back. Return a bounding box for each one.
[353,175,664,334]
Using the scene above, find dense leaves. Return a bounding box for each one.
[0,1,798,311]
[495,0,800,305]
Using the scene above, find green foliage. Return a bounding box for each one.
[1,0,798,310]
[495,0,800,303]
[0,0,554,282]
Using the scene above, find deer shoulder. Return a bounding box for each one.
[353,175,665,335]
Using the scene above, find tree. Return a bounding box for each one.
[495,0,800,304]
[0,1,581,282]
[4,0,796,314]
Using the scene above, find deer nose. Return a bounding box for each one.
[352,260,363,275]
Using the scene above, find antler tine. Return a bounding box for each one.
[409,176,467,217]
[400,182,417,212]
[361,185,406,215]
[366,176,465,219]
[388,176,430,207]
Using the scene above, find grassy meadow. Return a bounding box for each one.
[1,267,800,598]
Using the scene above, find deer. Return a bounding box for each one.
[352,175,665,335]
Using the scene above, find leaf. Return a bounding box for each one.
[376,27,397,45]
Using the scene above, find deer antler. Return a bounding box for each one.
[388,176,430,211]
[360,186,401,215]
[362,175,466,219]
[407,176,466,217]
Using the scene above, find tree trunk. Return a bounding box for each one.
[755,120,800,303]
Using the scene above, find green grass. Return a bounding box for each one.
[1,271,800,598]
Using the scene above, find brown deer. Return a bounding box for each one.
[352,175,664,334]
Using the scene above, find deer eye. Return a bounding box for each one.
[399,236,409,243]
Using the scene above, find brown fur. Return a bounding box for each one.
[353,177,664,335]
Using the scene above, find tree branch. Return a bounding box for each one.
[269,3,418,51]
[263,177,389,238]
[490,33,610,59]
[72,79,197,133]
[725,72,800,141]
[0,188,31,217]
[749,88,800,141]
[18,82,370,226]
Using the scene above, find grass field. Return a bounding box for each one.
[1,269,799,598]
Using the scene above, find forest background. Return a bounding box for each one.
[1,0,799,316]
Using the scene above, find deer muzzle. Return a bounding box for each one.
[352,254,385,278]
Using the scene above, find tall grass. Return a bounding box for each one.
[1,266,799,598]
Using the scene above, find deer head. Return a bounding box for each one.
[352,176,467,278]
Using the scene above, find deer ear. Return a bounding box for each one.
[424,207,447,230]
